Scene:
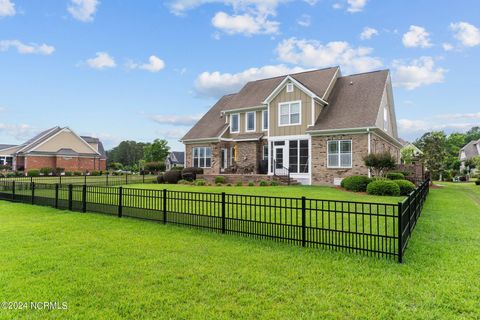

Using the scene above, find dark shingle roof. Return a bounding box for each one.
[460,139,480,159]
[81,136,107,159]
[308,70,389,131]
[232,133,264,141]
[0,144,17,151]
[171,151,185,164]
[16,126,62,154]
[224,67,339,110]
[181,94,236,141]
[56,148,79,156]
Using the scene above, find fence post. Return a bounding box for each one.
[59,175,62,186]
[126,174,128,185]
[221,192,226,234]
[31,182,35,205]
[68,184,73,211]
[84,175,87,185]
[398,201,403,263]
[163,189,167,224]
[143,173,145,184]
[106,174,109,186]
[55,183,59,209]
[301,196,306,247]
[118,187,123,218]
[82,184,87,213]
[12,180,15,201]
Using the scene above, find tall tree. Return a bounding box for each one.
[143,139,170,162]
[465,126,480,144]
[107,141,146,167]
[415,131,448,179]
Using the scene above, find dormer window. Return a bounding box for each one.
[286,83,294,93]
[230,113,239,133]
[383,107,388,131]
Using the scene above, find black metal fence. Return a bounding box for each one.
[0,179,430,262]
[0,174,157,186]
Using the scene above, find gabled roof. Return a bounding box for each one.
[0,144,17,151]
[81,136,107,159]
[460,139,480,160]
[224,67,339,111]
[170,151,185,164]
[308,70,389,131]
[16,126,62,154]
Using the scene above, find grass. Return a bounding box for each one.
[1,182,479,319]
[0,175,157,185]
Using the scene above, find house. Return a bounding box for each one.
[399,138,423,164]
[459,138,480,171]
[0,126,107,173]
[165,151,185,170]
[181,67,402,185]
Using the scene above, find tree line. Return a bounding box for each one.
[106,139,170,172]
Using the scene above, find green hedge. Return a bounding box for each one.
[394,180,416,195]
[387,172,405,180]
[367,180,400,196]
[341,176,372,192]
[27,169,40,177]
[214,176,226,184]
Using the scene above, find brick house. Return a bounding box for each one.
[0,126,107,173]
[180,67,402,185]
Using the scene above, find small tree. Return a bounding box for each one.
[400,145,417,164]
[363,152,396,178]
[144,139,170,163]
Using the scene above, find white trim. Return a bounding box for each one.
[262,76,328,105]
[261,109,268,131]
[192,146,212,169]
[286,83,294,93]
[367,128,371,178]
[222,105,266,114]
[327,139,353,169]
[245,111,256,132]
[230,113,240,133]
[308,137,312,185]
[322,67,339,100]
[16,127,60,154]
[29,127,100,155]
[278,100,302,127]
[221,137,262,142]
[311,97,315,126]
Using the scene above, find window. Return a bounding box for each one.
[327,140,352,168]
[279,101,301,126]
[246,111,255,132]
[230,146,236,164]
[192,147,212,168]
[286,83,294,93]
[288,139,309,173]
[230,113,239,133]
[383,107,388,131]
[262,110,268,131]
[263,144,268,160]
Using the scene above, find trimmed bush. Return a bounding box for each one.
[475,180,480,186]
[394,180,416,195]
[387,172,405,180]
[6,172,15,178]
[259,180,269,186]
[40,167,53,175]
[236,181,243,187]
[164,170,182,184]
[65,171,73,176]
[226,183,232,186]
[195,179,206,186]
[214,176,226,184]
[269,180,279,186]
[74,171,82,176]
[248,181,254,186]
[181,167,203,181]
[27,169,40,177]
[367,180,401,196]
[171,166,184,171]
[157,174,165,184]
[178,179,191,185]
[341,176,372,192]
[91,170,102,176]
[145,162,166,173]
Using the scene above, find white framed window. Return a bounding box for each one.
[383,107,388,131]
[286,83,294,93]
[327,140,352,168]
[192,147,212,168]
[263,144,268,160]
[245,111,255,132]
[262,110,268,131]
[230,146,235,164]
[230,113,239,133]
[278,101,301,126]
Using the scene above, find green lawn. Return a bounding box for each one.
[1,182,479,319]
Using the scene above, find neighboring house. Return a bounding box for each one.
[0,126,107,173]
[181,67,402,185]
[459,138,480,171]
[165,151,185,170]
[399,138,423,164]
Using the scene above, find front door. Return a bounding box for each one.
[273,144,288,171]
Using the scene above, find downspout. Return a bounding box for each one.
[367,128,371,178]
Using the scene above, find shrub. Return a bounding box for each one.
[341,176,372,192]
[386,172,405,180]
[367,180,401,196]
[248,181,254,186]
[178,179,191,185]
[269,180,279,186]
[16,171,24,177]
[363,152,396,177]
[181,167,204,181]
[259,180,269,186]
[27,169,40,177]
[214,176,226,184]
[171,166,184,171]
[475,180,480,186]
[6,172,15,178]
[164,170,182,184]
[40,167,53,175]
[157,174,165,184]
[226,183,232,186]
[91,170,102,176]
[73,171,82,176]
[216,183,222,186]
[53,167,65,176]
[236,180,243,187]
[65,171,73,176]
[195,179,206,186]
[145,162,166,173]
[394,180,416,195]
[459,176,467,182]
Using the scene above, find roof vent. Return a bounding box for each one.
[349,81,354,85]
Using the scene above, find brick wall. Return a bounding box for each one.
[25,155,103,172]
[185,143,220,175]
[25,156,57,170]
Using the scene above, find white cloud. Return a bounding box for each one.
[449,21,480,47]
[0,123,37,141]
[212,11,279,35]
[195,64,305,98]
[402,25,432,48]
[332,3,342,9]
[303,0,318,5]
[442,43,454,51]
[434,112,480,120]
[297,14,311,27]
[398,118,479,136]
[150,114,202,126]
[360,27,378,40]
[0,40,55,55]
[128,55,166,73]
[0,0,15,17]
[68,0,99,22]
[347,0,367,13]
[157,128,190,140]
[85,52,116,69]
[392,56,446,90]
[276,37,382,74]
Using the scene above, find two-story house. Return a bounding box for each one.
[181,67,402,185]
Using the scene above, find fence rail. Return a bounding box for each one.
[0,179,430,262]
[0,174,157,186]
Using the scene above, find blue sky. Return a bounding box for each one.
[0,0,479,151]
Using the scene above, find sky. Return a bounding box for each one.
[0,0,479,151]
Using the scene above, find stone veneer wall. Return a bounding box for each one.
[185,143,221,175]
